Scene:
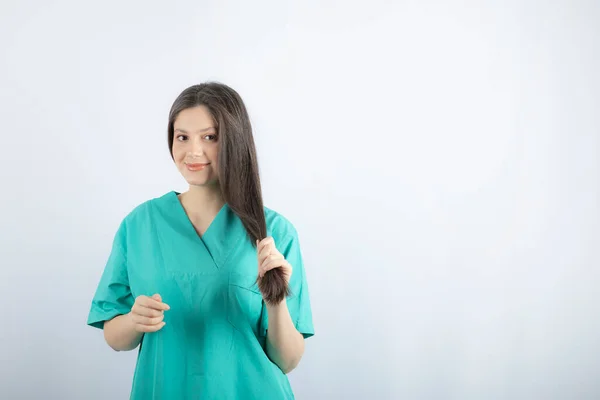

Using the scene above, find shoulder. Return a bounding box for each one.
[118,191,174,231]
[264,207,305,263]
[264,206,299,242]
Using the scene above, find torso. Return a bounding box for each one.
[119,191,301,399]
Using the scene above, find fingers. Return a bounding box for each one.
[259,253,285,277]
[261,253,284,268]
[131,312,165,326]
[131,303,164,318]
[131,294,170,333]
[136,321,166,333]
[257,237,281,266]
[258,246,272,265]
[262,260,290,277]
[256,238,290,279]
[138,295,170,311]
[257,237,274,249]
[256,237,275,260]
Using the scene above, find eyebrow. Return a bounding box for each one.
[174,127,216,134]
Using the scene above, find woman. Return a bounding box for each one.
[87,82,314,399]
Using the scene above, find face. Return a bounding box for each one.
[171,105,219,187]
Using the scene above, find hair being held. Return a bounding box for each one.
[167,82,289,306]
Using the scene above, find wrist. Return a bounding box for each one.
[125,311,138,332]
[266,298,288,313]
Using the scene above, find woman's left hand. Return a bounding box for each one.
[257,237,292,284]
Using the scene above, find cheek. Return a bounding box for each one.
[208,146,219,164]
[171,145,185,162]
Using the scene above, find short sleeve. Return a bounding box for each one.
[260,232,315,339]
[87,220,135,329]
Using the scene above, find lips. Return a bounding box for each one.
[186,163,209,171]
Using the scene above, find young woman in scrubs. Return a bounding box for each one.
[87,82,314,399]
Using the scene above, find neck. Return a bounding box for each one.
[179,183,225,218]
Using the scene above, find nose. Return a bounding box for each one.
[189,136,205,156]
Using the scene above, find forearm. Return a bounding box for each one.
[266,301,305,374]
[103,313,143,351]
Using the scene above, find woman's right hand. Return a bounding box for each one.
[129,293,170,333]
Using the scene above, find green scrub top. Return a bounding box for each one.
[87,191,314,399]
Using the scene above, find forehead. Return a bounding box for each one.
[174,105,216,131]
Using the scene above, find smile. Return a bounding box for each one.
[186,163,210,171]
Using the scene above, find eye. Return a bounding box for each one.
[204,134,218,142]
[176,134,188,142]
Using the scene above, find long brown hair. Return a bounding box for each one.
[167,82,289,305]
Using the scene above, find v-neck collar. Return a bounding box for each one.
[168,191,245,269]
[171,191,225,239]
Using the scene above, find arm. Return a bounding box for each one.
[265,300,305,374]
[257,234,314,373]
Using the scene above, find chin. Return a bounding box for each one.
[186,178,219,187]
[186,179,209,186]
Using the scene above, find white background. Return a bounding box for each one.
[1,0,599,399]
